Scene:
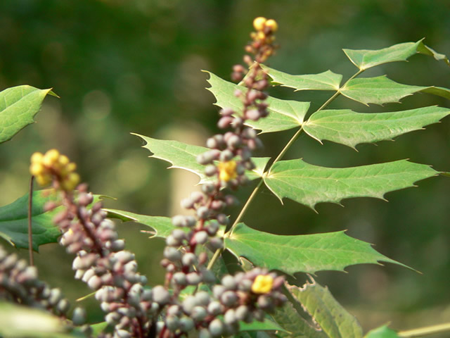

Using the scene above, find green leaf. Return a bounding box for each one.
[0,301,76,338]
[288,281,363,338]
[303,106,450,149]
[205,71,310,133]
[272,301,327,338]
[364,325,399,338]
[0,190,61,251]
[236,331,276,338]
[225,223,407,275]
[0,85,55,144]
[261,65,343,91]
[343,40,449,70]
[134,134,270,181]
[264,159,437,210]
[105,209,174,239]
[240,317,288,333]
[341,76,450,105]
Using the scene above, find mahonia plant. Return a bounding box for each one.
[1,16,450,338]
[0,17,286,338]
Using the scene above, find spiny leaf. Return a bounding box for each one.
[0,190,61,251]
[225,223,408,275]
[288,281,364,338]
[272,301,327,338]
[261,65,343,91]
[343,40,449,70]
[205,71,310,133]
[264,159,437,210]
[341,76,450,106]
[364,325,400,338]
[134,134,270,182]
[0,86,55,144]
[105,209,175,239]
[303,106,450,149]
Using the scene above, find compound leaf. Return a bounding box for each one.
[0,190,61,251]
[343,40,449,70]
[105,209,174,239]
[0,86,54,144]
[364,325,400,338]
[134,134,269,182]
[341,76,450,105]
[264,159,437,210]
[205,71,310,133]
[225,223,407,275]
[304,106,450,149]
[288,281,363,338]
[261,66,343,91]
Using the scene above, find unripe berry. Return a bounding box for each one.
[186,272,202,285]
[152,285,170,305]
[196,206,210,219]
[172,272,187,286]
[164,247,181,262]
[209,319,224,337]
[265,19,278,32]
[191,306,207,321]
[208,301,223,316]
[72,307,86,326]
[182,252,197,266]
[219,108,234,116]
[220,290,238,307]
[182,296,198,313]
[253,17,267,31]
[193,231,208,245]
[179,317,194,332]
[195,291,211,306]
[221,275,237,290]
[166,315,180,332]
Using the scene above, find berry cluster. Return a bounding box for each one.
[0,245,72,317]
[52,184,157,338]
[30,149,80,191]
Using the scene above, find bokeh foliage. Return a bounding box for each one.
[1,0,450,332]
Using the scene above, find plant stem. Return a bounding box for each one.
[398,323,450,337]
[28,176,35,266]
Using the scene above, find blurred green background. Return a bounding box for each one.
[1,0,450,334]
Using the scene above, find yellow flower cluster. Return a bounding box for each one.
[251,274,273,294]
[218,160,237,182]
[249,17,278,62]
[30,149,80,191]
[253,17,278,32]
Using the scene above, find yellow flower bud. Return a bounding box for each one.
[257,31,266,41]
[58,155,69,166]
[36,174,51,186]
[265,19,278,32]
[62,172,80,191]
[253,17,267,31]
[42,149,60,166]
[30,152,44,164]
[218,161,237,182]
[251,275,273,294]
[30,163,45,176]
